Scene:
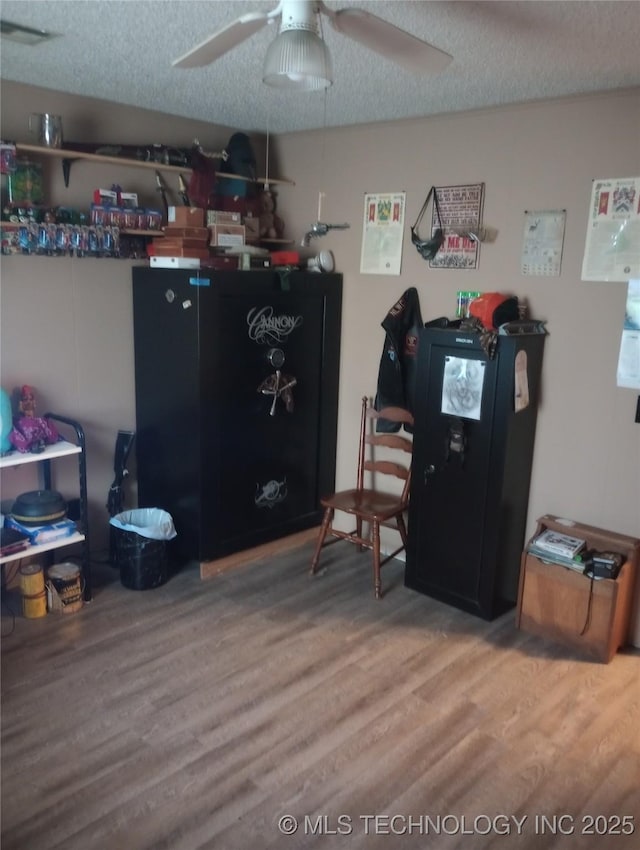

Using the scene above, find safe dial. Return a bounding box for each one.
[266,347,285,368]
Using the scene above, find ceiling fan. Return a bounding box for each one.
[172,0,452,86]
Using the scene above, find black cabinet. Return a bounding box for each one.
[132,268,342,563]
[405,327,545,619]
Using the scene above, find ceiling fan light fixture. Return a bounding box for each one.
[263,28,333,91]
[1,19,57,46]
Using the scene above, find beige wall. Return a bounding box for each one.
[275,90,640,540]
[0,82,266,552]
[1,82,639,637]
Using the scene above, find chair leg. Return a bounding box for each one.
[397,512,408,549]
[356,516,364,552]
[310,507,334,576]
[372,520,382,599]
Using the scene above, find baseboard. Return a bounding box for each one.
[200,527,319,580]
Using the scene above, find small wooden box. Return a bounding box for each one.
[208,224,245,247]
[516,515,639,663]
[167,206,205,227]
[162,226,209,239]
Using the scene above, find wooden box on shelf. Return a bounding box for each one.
[516,515,639,663]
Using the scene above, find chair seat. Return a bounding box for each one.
[321,489,406,522]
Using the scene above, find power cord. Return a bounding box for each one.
[579,571,595,636]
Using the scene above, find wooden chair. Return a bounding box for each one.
[310,396,414,599]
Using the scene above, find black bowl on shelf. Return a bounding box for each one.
[11,489,67,525]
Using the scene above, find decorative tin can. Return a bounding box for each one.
[47,562,83,614]
[20,564,47,619]
[7,159,44,205]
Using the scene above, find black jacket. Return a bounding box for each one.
[375,287,423,432]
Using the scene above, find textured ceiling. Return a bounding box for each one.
[1,1,639,134]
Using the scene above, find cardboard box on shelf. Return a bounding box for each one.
[4,515,77,546]
[206,210,242,225]
[151,245,211,259]
[167,206,205,227]
[162,226,209,239]
[156,237,209,251]
[209,224,245,248]
[118,191,139,209]
[93,188,118,206]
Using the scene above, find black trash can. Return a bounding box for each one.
[109,508,176,590]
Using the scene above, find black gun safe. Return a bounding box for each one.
[132,268,342,566]
[405,327,545,619]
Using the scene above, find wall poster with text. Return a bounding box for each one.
[582,176,640,282]
[360,192,406,275]
[429,183,485,270]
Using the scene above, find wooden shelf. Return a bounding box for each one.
[15,144,295,188]
[16,143,187,175]
[218,171,294,187]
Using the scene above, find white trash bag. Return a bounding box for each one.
[109,508,177,541]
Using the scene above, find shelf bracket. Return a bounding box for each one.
[61,157,79,188]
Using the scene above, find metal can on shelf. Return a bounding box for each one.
[7,159,44,206]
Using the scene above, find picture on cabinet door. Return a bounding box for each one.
[255,478,288,509]
[441,356,485,420]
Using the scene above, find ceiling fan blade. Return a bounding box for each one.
[172,11,270,68]
[330,8,452,74]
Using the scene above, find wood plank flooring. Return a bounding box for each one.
[2,544,639,850]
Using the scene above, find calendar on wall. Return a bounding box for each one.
[520,209,566,276]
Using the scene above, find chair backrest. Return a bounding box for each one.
[356,396,414,503]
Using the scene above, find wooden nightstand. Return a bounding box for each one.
[516,515,639,663]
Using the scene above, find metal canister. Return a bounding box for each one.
[19,564,47,618]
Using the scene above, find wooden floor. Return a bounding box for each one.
[2,544,639,850]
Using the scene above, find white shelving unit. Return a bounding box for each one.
[0,416,91,600]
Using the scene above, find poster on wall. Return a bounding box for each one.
[581,176,640,282]
[360,192,406,275]
[429,183,484,270]
[617,279,640,389]
[521,209,566,276]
